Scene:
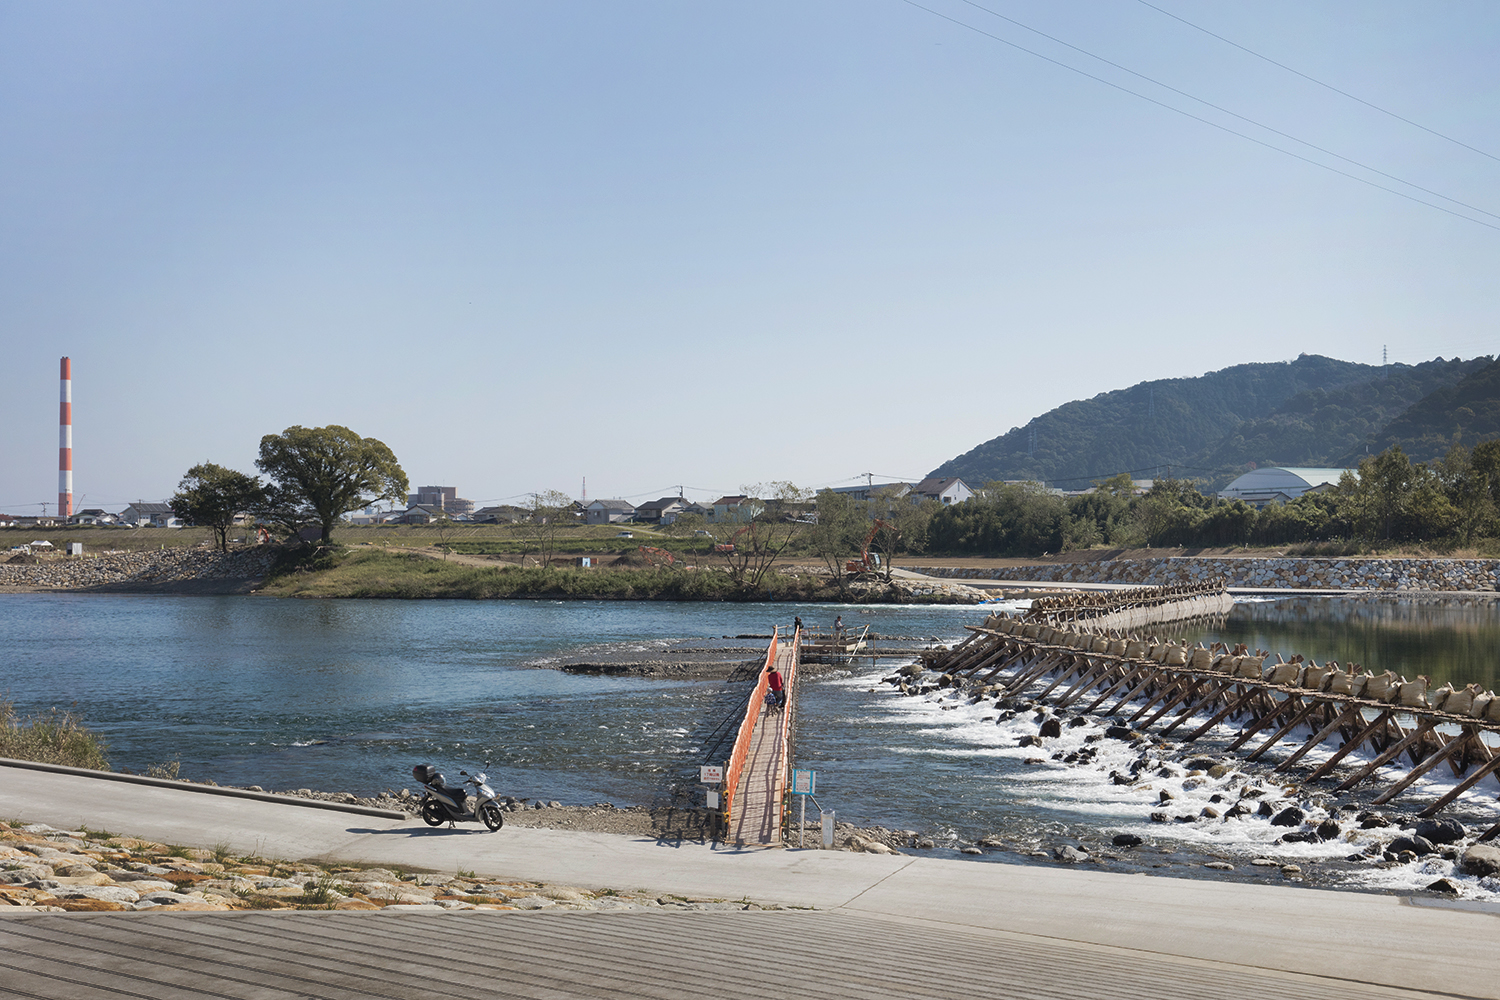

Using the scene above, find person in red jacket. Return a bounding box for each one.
[765,663,786,711]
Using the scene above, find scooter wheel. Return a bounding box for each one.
[479,801,504,832]
[420,800,446,827]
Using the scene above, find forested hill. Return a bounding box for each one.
[1354,357,1500,464]
[1198,356,1491,471]
[927,354,1489,488]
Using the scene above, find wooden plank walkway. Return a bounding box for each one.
[0,909,1441,1000]
[728,644,795,846]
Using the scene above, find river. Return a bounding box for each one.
[4,592,1499,897]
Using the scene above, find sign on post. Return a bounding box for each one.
[700,765,723,784]
[791,769,817,848]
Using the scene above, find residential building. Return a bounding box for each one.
[633,497,690,525]
[119,502,178,526]
[585,499,636,525]
[827,483,910,503]
[708,495,764,524]
[70,508,116,525]
[392,504,446,525]
[909,477,975,506]
[472,505,528,524]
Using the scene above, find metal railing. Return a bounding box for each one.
[777,627,801,838]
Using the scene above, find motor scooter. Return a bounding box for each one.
[412,764,504,831]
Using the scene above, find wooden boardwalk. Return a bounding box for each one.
[0,909,1440,1000]
[728,643,795,846]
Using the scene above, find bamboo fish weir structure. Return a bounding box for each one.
[919,581,1500,836]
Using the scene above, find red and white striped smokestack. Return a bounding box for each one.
[59,357,73,518]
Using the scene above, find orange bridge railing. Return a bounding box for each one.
[722,627,778,830]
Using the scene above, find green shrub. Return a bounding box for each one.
[0,702,109,770]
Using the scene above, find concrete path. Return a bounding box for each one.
[2,765,1495,999]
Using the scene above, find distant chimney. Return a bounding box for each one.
[59,357,73,518]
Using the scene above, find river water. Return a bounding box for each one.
[4,593,1500,897]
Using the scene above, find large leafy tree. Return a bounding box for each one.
[169,463,265,552]
[255,425,408,545]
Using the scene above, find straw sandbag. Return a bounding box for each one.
[1269,661,1303,686]
[1301,661,1336,691]
[1429,683,1454,712]
[1398,675,1430,708]
[1364,671,1400,703]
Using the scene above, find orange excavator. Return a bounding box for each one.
[713,525,751,554]
[639,546,676,568]
[846,518,890,576]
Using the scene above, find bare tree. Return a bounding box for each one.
[516,490,574,567]
[716,483,811,589]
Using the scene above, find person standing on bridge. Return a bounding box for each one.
[766,662,786,711]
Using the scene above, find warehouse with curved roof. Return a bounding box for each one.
[1217,467,1353,508]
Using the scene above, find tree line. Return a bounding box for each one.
[921,441,1500,557]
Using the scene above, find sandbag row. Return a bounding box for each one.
[982,611,1500,722]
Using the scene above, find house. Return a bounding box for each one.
[1217,468,1353,509]
[391,504,446,525]
[585,499,636,525]
[119,502,178,527]
[708,495,764,524]
[71,508,116,525]
[909,477,974,506]
[472,505,528,524]
[827,483,910,503]
[633,497,690,525]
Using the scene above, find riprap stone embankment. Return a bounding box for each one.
[0,548,277,592]
[908,557,1499,591]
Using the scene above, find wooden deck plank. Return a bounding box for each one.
[0,910,1434,1000]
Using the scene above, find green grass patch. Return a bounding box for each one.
[257,549,875,602]
[0,702,110,770]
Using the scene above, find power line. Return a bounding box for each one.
[898,0,1500,233]
[951,0,1500,223]
[1134,0,1500,165]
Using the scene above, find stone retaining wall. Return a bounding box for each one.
[0,548,277,589]
[907,557,1500,592]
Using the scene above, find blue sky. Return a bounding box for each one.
[2,1,1497,512]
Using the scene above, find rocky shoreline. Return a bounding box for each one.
[0,548,277,594]
[0,820,788,914]
[910,556,1500,592]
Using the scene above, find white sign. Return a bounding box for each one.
[705,790,720,809]
[700,765,724,784]
[791,769,815,795]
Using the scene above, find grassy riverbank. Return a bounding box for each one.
[258,548,978,602]
[0,704,109,770]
